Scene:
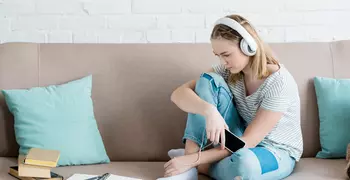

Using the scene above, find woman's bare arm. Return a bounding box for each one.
[241,108,283,148]
[170,68,215,117]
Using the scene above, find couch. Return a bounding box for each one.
[0,41,349,180]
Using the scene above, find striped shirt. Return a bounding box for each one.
[213,64,303,161]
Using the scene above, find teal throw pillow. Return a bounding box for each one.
[314,76,350,159]
[2,75,110,166]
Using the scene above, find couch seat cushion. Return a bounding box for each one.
[286,158,348,180]
[0,157,347,180]
[0,157,211,180]
[0,157,17,179]
[53,162,209,180]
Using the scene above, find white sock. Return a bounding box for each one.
[157,167,198,180]
[168,148,185,159]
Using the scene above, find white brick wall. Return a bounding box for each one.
[0,0,349,43]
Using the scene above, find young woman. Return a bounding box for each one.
[158,14,303,180]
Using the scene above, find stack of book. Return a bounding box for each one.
[9,148,63,180]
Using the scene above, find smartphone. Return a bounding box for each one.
[219,129,246,153]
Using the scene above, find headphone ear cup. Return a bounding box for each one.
[240,39,256,56]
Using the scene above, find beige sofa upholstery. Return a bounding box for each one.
[0,41,349,179]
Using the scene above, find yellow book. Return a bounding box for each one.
[18,155,51,178]
[9,166,63,180]
[24,148,60,168]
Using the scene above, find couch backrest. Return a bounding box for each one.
[0,41,349,161]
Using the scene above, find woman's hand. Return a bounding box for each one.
[204,105,229,150]
[164,154,199,177]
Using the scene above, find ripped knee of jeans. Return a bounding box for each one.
[200,72,224,85]
[197,72,227,94]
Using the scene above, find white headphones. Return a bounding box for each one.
[214,17,257,56]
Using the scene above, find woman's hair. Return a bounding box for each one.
[211,14,279,83]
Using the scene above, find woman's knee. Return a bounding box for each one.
[209,148,261,180]
[195,72,226,93]
[194,72,230,107]
[231,148,262,178]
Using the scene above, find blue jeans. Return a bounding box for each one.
[182,72,296,180]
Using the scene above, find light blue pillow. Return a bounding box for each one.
[2,75,110,166]
[314,76,350,159]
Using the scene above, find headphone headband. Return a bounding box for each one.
[214,17,257,52]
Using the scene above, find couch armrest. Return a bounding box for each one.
[347,143,350,161]
[347,144,350,179]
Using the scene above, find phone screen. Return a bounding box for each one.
[219,129,246,153]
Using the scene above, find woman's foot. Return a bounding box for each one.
[168,148,185,158]
[157,153,200,180]
[165,154,199,176]
[157,167,198,180]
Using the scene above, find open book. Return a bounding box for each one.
[67,173,142,180]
